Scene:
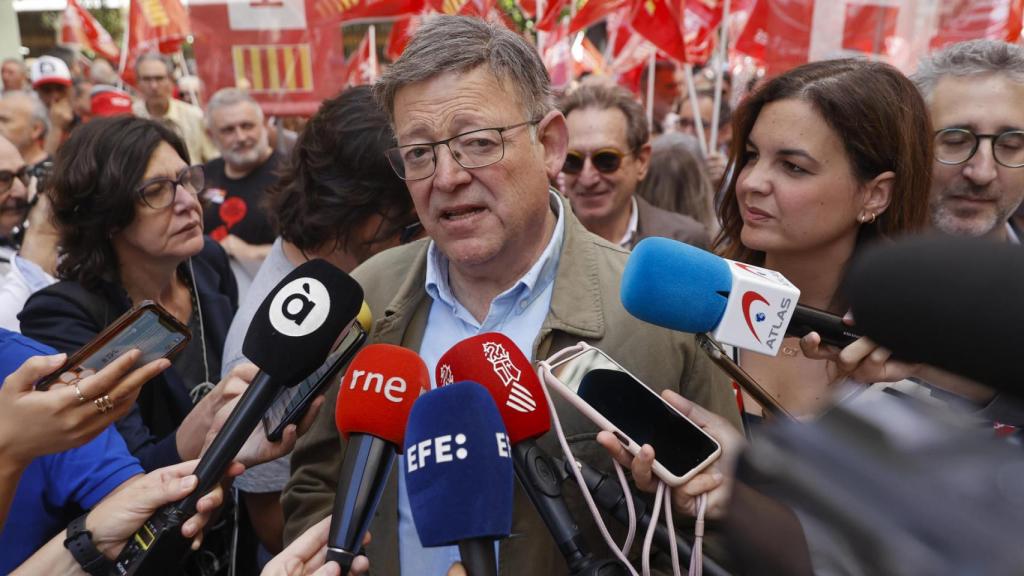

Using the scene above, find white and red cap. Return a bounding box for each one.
[30,56,72,88]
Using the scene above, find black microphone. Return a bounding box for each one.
[113,259,363,575]
[845,234,1024,395]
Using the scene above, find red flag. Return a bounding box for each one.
[568,0,628,34]
[733,0,812,74]
[537,0,569,31]
[345,29,380,87]
[122,0,191,82]
[386,15,417,60]
[930,0,1024,48]
[62,0,120,62]
[682,0,723,64]
[629,0,687,64]
[518,0,537,17]
[332,0,426,22]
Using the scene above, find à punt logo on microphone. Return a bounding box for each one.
[482,342,537,414]
[269,277,331,337]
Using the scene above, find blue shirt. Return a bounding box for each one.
[0,329,143,573]
[398,192,566,576]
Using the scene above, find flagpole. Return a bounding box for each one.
[684,64,708,157]
[536,0,546,56]
[645,51,655,132]
[709,0,731,154]
[117,1,131,89]
[369,25,378,82]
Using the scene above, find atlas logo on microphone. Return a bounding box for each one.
[715,260,800,356]
[483,341,537,413]
[269,277,331,337]
[741,291,793,348]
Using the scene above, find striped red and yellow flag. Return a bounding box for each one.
[231,44,314,92]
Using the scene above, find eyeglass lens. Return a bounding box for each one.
[934,129,1024,167]
[562,151,623,175]
[139,166,205,208]
[390,128,505,180]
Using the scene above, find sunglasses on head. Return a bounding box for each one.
[562,148,628,175]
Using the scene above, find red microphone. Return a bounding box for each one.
[437,334,618,574]
[327,344,428,573]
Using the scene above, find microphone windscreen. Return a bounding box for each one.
[621,237,733,333]
[404,381,514,547]
[335,344,429,448]
[845,235,1024,393]
[243,259,363,383]
[436,333,549,444]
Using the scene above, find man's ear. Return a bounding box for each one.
[537,110,568,182]
[634,142,652,181]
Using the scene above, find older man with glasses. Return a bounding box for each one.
[131,53,218,163]
[558,82,708,250]
[283,15,741,576]
[912,40,1024,243]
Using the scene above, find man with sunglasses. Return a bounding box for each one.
[284,16,740,576]
[913,40,1024,244]
[0,135,58,331]
[559,83,707,250]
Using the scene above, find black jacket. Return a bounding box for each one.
[20,238,237,471]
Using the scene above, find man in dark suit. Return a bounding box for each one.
[559,82,708,249]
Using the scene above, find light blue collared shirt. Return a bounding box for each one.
[397,192,565,576]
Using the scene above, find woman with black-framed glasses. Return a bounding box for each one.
[16,116,265,573]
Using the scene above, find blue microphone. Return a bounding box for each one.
[404,381,514,576]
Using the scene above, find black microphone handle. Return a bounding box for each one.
[325,433,397,573]
[177,370,281,515]
[564,458,731,576]
[787,304,860,348]
[512,440,628,575]
[459,538,497,576]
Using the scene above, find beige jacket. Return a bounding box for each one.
[282,196,741,575]
[132,97,219,164]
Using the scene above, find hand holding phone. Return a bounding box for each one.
[540,344,721,487]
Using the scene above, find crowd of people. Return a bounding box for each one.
[0,14,1021,576]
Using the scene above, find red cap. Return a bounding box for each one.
[90,89,133,117]
[335,344,429,450]
[436,333,550,444]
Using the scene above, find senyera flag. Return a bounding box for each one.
[62,0,120,62]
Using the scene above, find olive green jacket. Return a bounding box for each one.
[282,195,741,575]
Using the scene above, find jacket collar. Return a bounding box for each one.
[377,193,607,343]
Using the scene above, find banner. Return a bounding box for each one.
[189,0,346,116]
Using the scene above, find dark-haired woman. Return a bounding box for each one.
[713,58,932,421]
[19,116,250,473]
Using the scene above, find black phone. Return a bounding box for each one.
[261,322,368,441]
[36,301,190,391]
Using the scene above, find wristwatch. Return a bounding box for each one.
[63,513,115,576]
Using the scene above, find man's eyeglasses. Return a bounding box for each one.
[135,165,205,210]
[0,166,30,195]
[138,75,169,84]
[561,149,628,175]
[934,128,1024,168]
[386,120,538,181]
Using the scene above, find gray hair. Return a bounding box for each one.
[2,58,27,72]
[205,87,263,126]
[0,90,49,140]
[374,15,553,126]
[912,40,1024,101]
[134,52,174,77]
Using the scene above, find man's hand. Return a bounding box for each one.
[0,350,170,468]
[201,390,324,469]
[261,516,370,576]
[176,363,254,460]
[596,390,745,519]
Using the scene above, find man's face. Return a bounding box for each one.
[652,67,681,122]
[208,101,268,170]
[678,95,731,152]
[562,107,649,231]
[0,137,28,238]
[0,94,40,155]
[392,66,566,275]
[2,62,25,91]
[35,83,68,108]
[136,60,174,105]
[928,74,1024,239]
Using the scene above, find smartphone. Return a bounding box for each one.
[36,301,190,391]
[543,345,721,487]
[262,321,368,441]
